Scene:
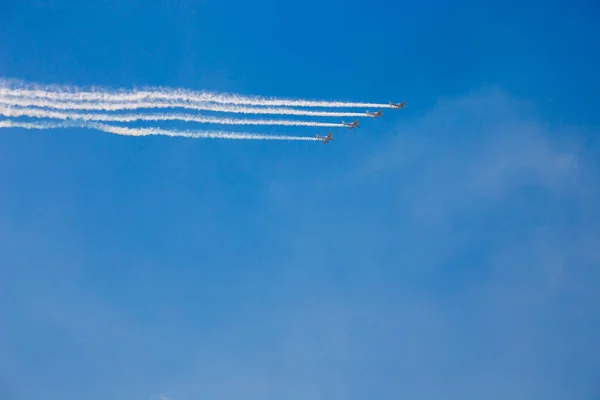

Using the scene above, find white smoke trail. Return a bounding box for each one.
[0,78,392,108]
[0,104,345,127]
[0,119,322,141]
[0,96,367,117]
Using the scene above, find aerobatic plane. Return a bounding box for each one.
[389,101,406,109]
[366,110,384,118]
[317,132,334,144]
[342,120,360,129]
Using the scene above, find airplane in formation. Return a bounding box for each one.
[389,100,406,109]
[319,101,405,145]
[342,119,360,129]
[317,132,334,144]
[366,110,384,118]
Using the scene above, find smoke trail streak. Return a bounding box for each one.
[0,79,391,108]
[0,104,345,127]
[0,119,322,141]
[0,97,367,117]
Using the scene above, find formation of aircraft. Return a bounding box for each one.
[342,119,360,129]
[316,100,405,145]
[366,110,384,118]
[316,132,334,144]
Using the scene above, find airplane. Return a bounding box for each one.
[342,119,360,129]
[366,110,384,118]
[389,101,407,109]
[316,132,334,144]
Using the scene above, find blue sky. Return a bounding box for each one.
[1,1,599,400]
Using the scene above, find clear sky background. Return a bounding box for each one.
[1,1,599,399]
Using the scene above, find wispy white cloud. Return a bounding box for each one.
[148,394,172,400]
[356,88,587,226]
